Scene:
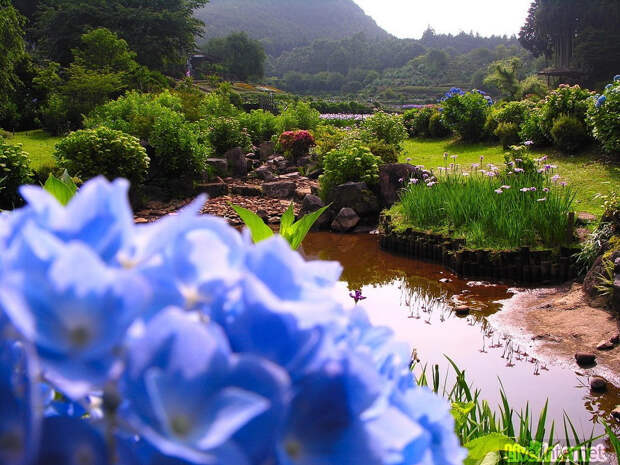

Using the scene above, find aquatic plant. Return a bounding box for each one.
[395,151,576,249]
[0,176,466,464]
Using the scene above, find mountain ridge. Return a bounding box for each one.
[195,0,391,56]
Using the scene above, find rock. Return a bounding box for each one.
[575,352,596,366]
[262,181,296,199]
[258,141,274,161]
[615,257,620,273]
[597,340,615,351]
[378,163,422,208]
[327,182,380,219]
[279,172,300,180]
[135,217,148,224]
[331,208,360,233]
[231,185,262,197]
[246,152,259,160]
[454,306,470,316]
[584,256,604,299]
[225,148,248,178]
[206,158,228,175]
[255,165,277,182]
[256,209,269,223]
[610,333,620,344]
[300,194,330,230]
[352,225,375,234]
[612,406,620,420]
[589,377,607,392]
[272,155,288,170]
[294,187,312,202]
[614,276,620,313]
[297,155,312,167]
[197,182,228,198]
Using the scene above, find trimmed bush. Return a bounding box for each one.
[368,140,399,164]
[362,112,407,146]
[441,91,490,142]
[319,140,380,199]
[587,80,620,156]
[550,115,589,154]
[54,127,149,185]
[495,122,521,149]
[410,108,434,138]
[539,85,593,141]
[206,117,252,156]
[0,138,33,209]
[428,111,451,138]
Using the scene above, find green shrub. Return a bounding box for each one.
[402,109,417,137]
[198,86,241,119]
[0,138,33,209]
[539,84,593,141]
[410,108,434,138]
[550,115,589,154]
[238,110,278,144]
[206,117,252,156]
[587,80,620,156]
[313,125,351,163]
[518,106,549,146]
[319,140,380,199]
[495,122,521,149]
[85,90,184,141]
[441,92,490,142]
[428,111,451,138]
[149,113,210,179]
[276,101,320,133]
[368,140,399,164]
[362,112,407,146]
[54,127,149,185]
[485,101,529,139]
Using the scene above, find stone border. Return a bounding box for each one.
[379,214,580,285]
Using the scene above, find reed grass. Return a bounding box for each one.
[397,156,576,249]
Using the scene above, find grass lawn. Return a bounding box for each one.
[401,138,620,216]
[5,130,60,172]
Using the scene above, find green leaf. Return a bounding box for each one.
[451,401,475,430]
[280,203,295,238]
[43,173,77,206]
[479,452,500,465]
[464,433,538,465]
[285,204,330,250]
[230,204,274,244]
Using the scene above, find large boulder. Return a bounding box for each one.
[378,163,423,207]
[225,148,248,178]
[262,181,296,199]
[331,208,360,233]
[300,194,330,230]
[206,158,228,176]
[327,182,380,220]
[255,165,276,182]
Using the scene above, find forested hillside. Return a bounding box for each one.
[195,0,391,56]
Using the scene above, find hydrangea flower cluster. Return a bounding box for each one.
[0,177,465,465]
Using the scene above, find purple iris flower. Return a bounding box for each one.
[349,290,367,304]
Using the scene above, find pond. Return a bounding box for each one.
[300,232,620,441]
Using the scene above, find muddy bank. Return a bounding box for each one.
[492,283,620,385]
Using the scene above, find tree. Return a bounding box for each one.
[0,0,25,109]
[202,32,266,81]
[519,0,620,86]
[32,0,208,72]
[483,58,522,101]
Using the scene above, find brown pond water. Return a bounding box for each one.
[300,232,620,444]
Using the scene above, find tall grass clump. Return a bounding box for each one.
[398,147,576,249]
[416,358,603,465]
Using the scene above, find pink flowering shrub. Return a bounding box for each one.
[278,130,316,160]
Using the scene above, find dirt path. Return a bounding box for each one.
[492,283,620,385]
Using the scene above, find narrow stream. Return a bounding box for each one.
[300,232,620,443]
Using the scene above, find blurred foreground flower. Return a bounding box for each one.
[0,177,465,465]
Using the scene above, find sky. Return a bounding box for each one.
[352,0,532,39]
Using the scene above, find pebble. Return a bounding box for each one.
[574,352,596,366]
[589,377,607,392]
[597,340,615,351]
[454,306,470,316]
[612,406,620,421]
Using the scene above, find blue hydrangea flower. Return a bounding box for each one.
[35,417,108,465]
[120,307,290,465]
[0,341,40,465]
[0,235,149,399]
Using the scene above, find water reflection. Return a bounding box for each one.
[301,232,620,436]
